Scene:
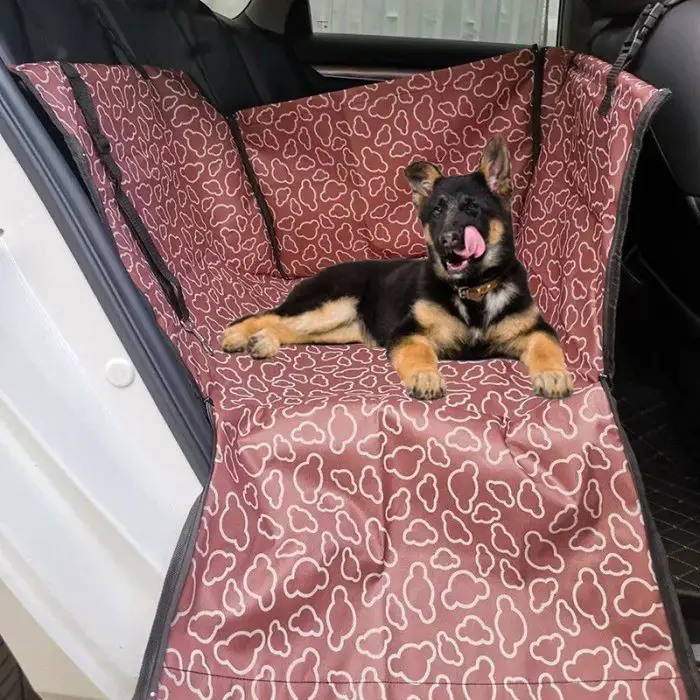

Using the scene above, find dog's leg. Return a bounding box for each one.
[221,297,363,359]
[487,307,573,399]
[510,330,573,398]
[389,334,445,400]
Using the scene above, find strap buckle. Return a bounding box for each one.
[92,131,112,157]
[456,278,500,301]
[599,0,684,116]
[626,2,665,64]
[458,287,483,301]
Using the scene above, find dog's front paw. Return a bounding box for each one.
[532,370,573,399]
[247,329,280,359]
[405,371,445,400]
[221,323,248,353]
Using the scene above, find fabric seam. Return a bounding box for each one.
[161,664,683,686]
[227,113,287,279]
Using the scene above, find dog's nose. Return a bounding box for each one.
[439,230,461,249]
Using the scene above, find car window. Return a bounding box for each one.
[308,0,561,46]
[201,0,250,17]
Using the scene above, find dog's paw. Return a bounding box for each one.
[247,329,280,359]
[220,324,248,353]
[532,370,573,399]
[405,371,446,400]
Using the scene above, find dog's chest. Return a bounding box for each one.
[454,299,485,344]
[454,285,515,343]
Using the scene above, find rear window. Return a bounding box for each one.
[202,0,249,17]
[309,0,561,45]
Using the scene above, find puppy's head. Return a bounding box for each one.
[404,136,513,282]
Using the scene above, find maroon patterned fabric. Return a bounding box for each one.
[15,62,279,364]
[236,49,536,279]
[13,50,693,700]
[516,49,657,384]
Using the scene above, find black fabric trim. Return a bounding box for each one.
[62,131,117,243]
[59,61,190,322]
[602,379,700,696]
[520,46,546,216]
[603,89,670,380]
[530,44,545,170]
[602,88,700,697]
[228,113,286,278]
[132,399,216,700]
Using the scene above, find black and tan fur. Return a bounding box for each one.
[221,136,572,400]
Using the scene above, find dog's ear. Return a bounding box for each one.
[479,136,511,198]
[404,161,442,208]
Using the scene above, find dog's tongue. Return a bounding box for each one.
[446,226,486,273]
[463,226,486,259]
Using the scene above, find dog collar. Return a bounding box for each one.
[456,276,502,301]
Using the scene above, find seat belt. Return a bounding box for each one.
[76,0,150,79]
[59,61,190,322]
[234,22,275,105]
[599,0,689,115]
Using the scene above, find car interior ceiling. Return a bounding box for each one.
[0,0,699,638]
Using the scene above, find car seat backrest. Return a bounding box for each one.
[2,0,324,115]
[590,0,700,203]
[585,0,651,18]
[234,45,662,382]
[235,48,541,279]
[92,0,264,114]
[0,0,116,65]
[14,46,665,386]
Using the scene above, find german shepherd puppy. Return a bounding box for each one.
[221,136,572,400]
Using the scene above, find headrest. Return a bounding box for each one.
[584,0,651,19]
[126,0,201,10]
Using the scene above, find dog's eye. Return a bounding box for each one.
[462,200,479,215]
[433,200,446,215]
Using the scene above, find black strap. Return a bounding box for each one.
[174,5,284,273]
[59,61,190,322]
[530,45,546,170]
[599,0,687,116]
[521,45,546,213]
[76,0,151,80]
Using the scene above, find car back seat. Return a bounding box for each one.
[0,0,332,115]
[15,49,700,700]
[0,0,337,483]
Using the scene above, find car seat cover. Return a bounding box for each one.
[12,48,699,700]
